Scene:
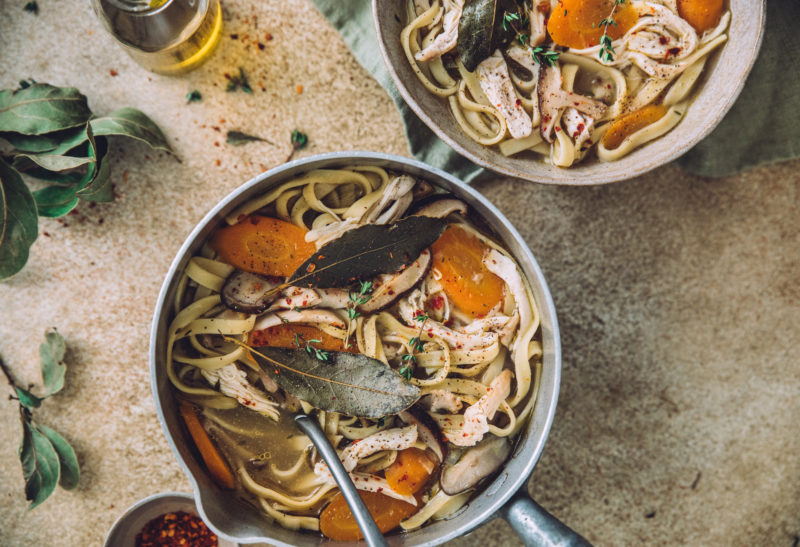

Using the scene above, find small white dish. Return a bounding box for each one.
[103,492,238,547]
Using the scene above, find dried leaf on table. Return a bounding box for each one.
[0,84,91,135]
[251,346,420,417]
[40,328,66,396]
[288,216,447,288]
[19,419,60,510]
[0,159,38,280]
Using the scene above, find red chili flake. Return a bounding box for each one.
[215,159,221,167]
[265,32,273,41]
[109,69,118,76]
[554,126,561,132]
[230,33,239,39]
[659,36,669,45]
[515,98,522,108]
[135,511,217,547]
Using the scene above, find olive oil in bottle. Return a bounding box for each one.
[92,0,222,75]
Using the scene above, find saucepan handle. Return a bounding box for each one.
[499,490,592,547]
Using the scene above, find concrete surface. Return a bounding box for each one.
[0,1,798,546]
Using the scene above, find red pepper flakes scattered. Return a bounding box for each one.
[109,69,118,76]
[135,511,218,547]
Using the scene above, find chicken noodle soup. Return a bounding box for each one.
[167,166,542,539]
[401,0,730,167]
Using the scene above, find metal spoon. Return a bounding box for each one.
[294,414,388,547]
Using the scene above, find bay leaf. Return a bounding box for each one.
[40,328,66,396]
[251,346,420,418]
[15,387,43,409]
[0,84,91,135]
[0,159,39,280]
[90,107,172,153]
[0,126,84,154]
[75,137,113,202]
[458,0,516,72]
[19,418,60,509]
[288,216,447,288]
[32,185,80,218]
[36,424,79,490]
[14,152,94,172]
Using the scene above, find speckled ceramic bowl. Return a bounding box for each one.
[373,0,765,184]
[103,492,238,547]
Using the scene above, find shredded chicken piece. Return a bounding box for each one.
[538,64,608,142]
[253,309,346,332]
[313,461,418,505]
[340,425,418,472]
[483,249,533,356]
[627,2,698,62]
[445,370,512,446]
[477,50,532,139]
[415,0,464,61]
[562,107,594,150]
[398,290,498,351]
[529,1,550,46]
[422,389,463,414]
[202,365,279,418]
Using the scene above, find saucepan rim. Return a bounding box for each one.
[149,151,561,545]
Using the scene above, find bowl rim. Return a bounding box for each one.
[372,0,767,185]
[149,151,561,545]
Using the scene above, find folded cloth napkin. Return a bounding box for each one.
[311,0,799,180]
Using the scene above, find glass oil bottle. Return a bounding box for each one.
[92,0,222,75]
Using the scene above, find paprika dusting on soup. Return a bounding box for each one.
[135,511,218,547]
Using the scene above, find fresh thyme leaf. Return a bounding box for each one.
[186,90,202,103]
[23,1,38,14]
[291,129,308,150]
[415,314,429,322]
[531,46,560,67]
[398,365,414,380]
[226,130,271,146]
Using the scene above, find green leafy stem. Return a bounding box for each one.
[0,329,80,509]
[0,82,172,280]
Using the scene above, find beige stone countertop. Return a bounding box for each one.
[1,1,798,546]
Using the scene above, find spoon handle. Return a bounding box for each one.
[294,414,388,547]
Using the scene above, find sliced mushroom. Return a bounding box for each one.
[439,435,511,495]
[399,406,448,463]
[221,270,282,314]
[359,249,432,313]
[413,198,468,219]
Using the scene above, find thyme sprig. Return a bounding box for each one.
[399,313,430,373]
[503,5,560,67]
[598,0,627,63]
[345,280,373,347]
[293,333,330,362]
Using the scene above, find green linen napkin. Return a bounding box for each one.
[311,0,799,180]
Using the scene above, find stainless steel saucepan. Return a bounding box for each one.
[149,152,589,546]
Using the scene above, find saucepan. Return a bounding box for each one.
[149,151,588,545]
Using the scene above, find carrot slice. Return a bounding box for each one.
[248,324,355,353]
[547,0,638,49]
[677,0,723,33]
[320,491,418,541]
[385,448,437,496]
[430,225,504,318]
[601,104,669,150]
[210,215,316,277]
[178,400,236,489]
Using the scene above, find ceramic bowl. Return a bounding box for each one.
[103,492,238,547]
[373,0,766,184]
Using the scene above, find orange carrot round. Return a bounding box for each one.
[248,324,355,353]
[677,0,724,33]
[430,225,505,318]
[320,491,418,541]
[177,400,236,490]
[385,448,437,496]
[601,104,669,150]
[210,215,315,277]
[547,0,638,49]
